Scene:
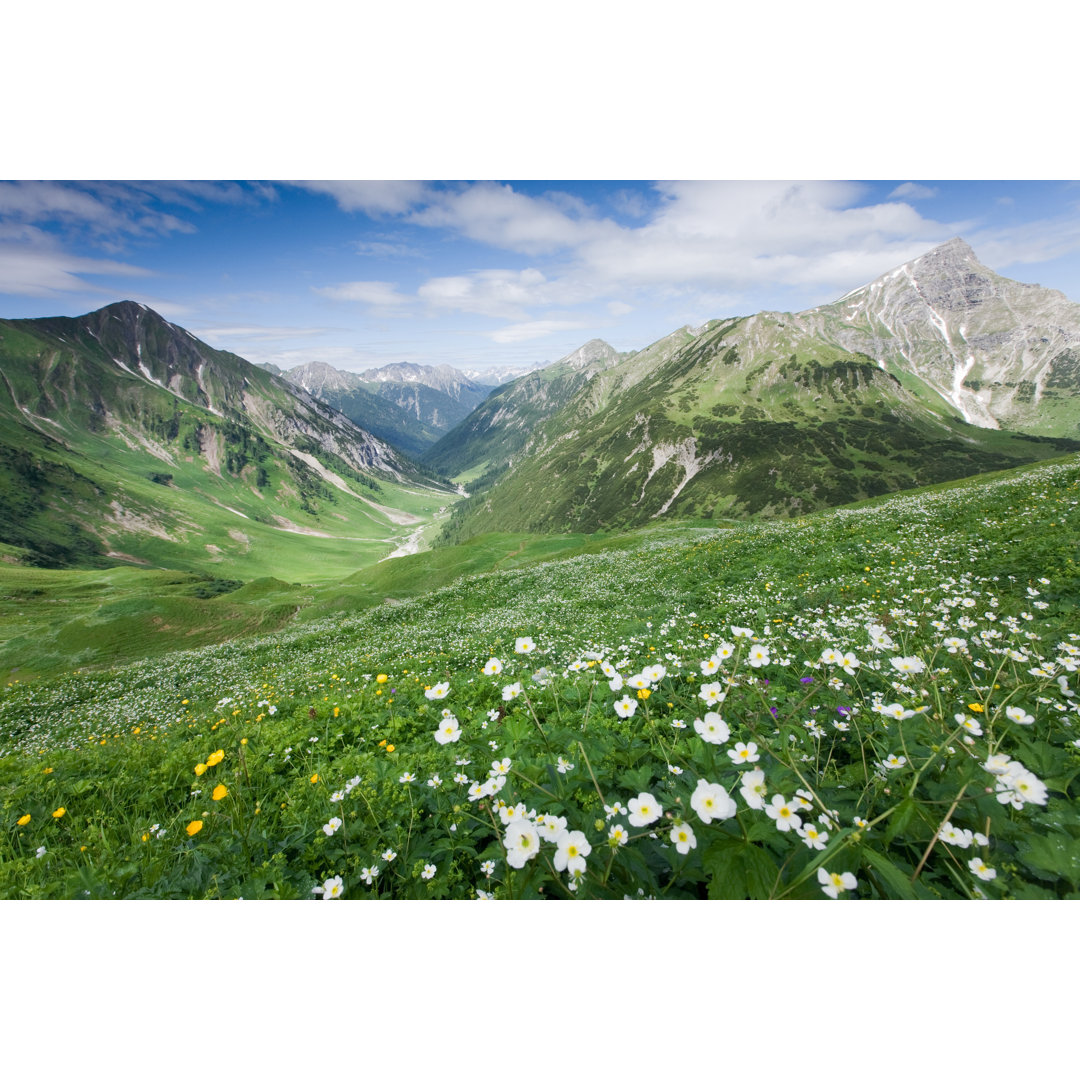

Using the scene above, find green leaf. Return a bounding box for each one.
[859,845,918,899]
[883,797,921,844]
[1018,833,1080,888]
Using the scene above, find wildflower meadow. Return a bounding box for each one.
[2,457,1078,899]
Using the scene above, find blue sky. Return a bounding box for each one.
[2,179,1079,374]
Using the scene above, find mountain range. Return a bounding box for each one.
[2,238,1078,571]
[428,238,1080,542]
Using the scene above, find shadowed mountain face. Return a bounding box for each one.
[0,301,447,568]
[429,241,1080,543]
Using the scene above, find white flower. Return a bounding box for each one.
[968,857,996,881]
[35,846,46,859]
[1005,705,1035,726]
[537,814,568,842]
[608,673,624,691]
[747,644,770,668]
[330,790,344,803]
[669,822,697,855]
[399,772,416,784]
[627,792,662,827]
[381,848,397,862]
[731,626,754,638]
[360,865,379,885]
[312,874,345,899]
[839,652,860,671]
[554,830,592,874]
[821,648,843,665]
[498,801,529,825]
[817,867,857,899]
[698,681,726,706]
[614,695,638,718]
[503,820,541,868]
[890,656,925,675]
[881,754,907,770]
[626,672,651,690]
[955,713,983,736]
[322,817,343,836]
[728,741,759,764]
[694,711,730,745]
[489,757,512,777]
[421,864,437,880]
[434,715,462,744]
[556,756,575,774]
[740,767,768,809]
[765,794,801,832]
[515,637,537,654]
[644,663,667,684]
[426,774,442,788]
[608,823,630,846]
[483,658,503,676]
[700,655,721,675]
[690,778,737,824]
[481,859,496,876]
[502,681,523,701]
[797,823,829,850]
[425,681,450,700]
[938,822,973,848]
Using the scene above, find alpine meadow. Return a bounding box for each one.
[3,184,1080,901]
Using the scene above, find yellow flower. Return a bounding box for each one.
[181,699,189,705]
[333,706,340,718]
[637,688,651,700]
[241,737,248,745]
[968,703,985,713]
[386,744,395,753]
[17,814,30,826]
[52,807,66,819]
[376,674,388,684]
[206,749,225,767]
[378,739,387,747]
[194,762,207,775]
[185,820,203,836]
[310,773,319,783]
[141,833,149,842]
[43,767,53,774]
[212,784,228,801]
[132,727,141,735]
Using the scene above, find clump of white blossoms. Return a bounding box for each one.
[817,867,857,899]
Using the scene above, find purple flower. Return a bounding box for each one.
[800,676,814,684]
[770,707,779,717]
[837,706,850,716]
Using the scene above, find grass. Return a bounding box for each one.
[1,454,1078,899]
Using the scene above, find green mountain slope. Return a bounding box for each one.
[0,301,456,571]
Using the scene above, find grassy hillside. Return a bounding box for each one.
[436,316,1080,542]
[2,454,1078,899]
[0,303,458,572]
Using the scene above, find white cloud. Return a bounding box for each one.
[607,300,633,316]
[313,280,412,306]
[190,324,331,343]
[0,227,154,298]
[294,181,428,216]
[408,181,609,256]
[888,182,939,201]
[417,267,558,319]
[352,239,422,257]
[485,319,591,344]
